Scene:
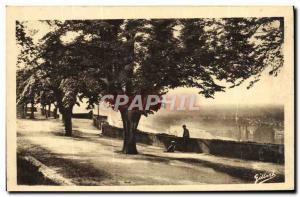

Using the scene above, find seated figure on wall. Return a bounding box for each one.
[166,141,176,152]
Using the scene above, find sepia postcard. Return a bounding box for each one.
[6,6,294,192]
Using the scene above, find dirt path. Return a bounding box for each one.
[17,118,248,185]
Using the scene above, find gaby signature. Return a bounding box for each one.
[254,172,276,184]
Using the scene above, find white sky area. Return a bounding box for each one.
[23,20,286,107]
[169,69,287,106]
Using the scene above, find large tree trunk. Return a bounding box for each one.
[55,97,72,136]
[63,107,73,136]
[53,106,58,119]
[41,105,45,116]
[29,100,34,119]
[48,104,51,118]
[120,110,141,154]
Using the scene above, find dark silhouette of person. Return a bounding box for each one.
[182,125,190,150]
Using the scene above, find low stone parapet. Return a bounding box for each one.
[99,123,284,164]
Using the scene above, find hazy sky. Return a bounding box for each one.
[169,68,287,105]
[24,20,287,106]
